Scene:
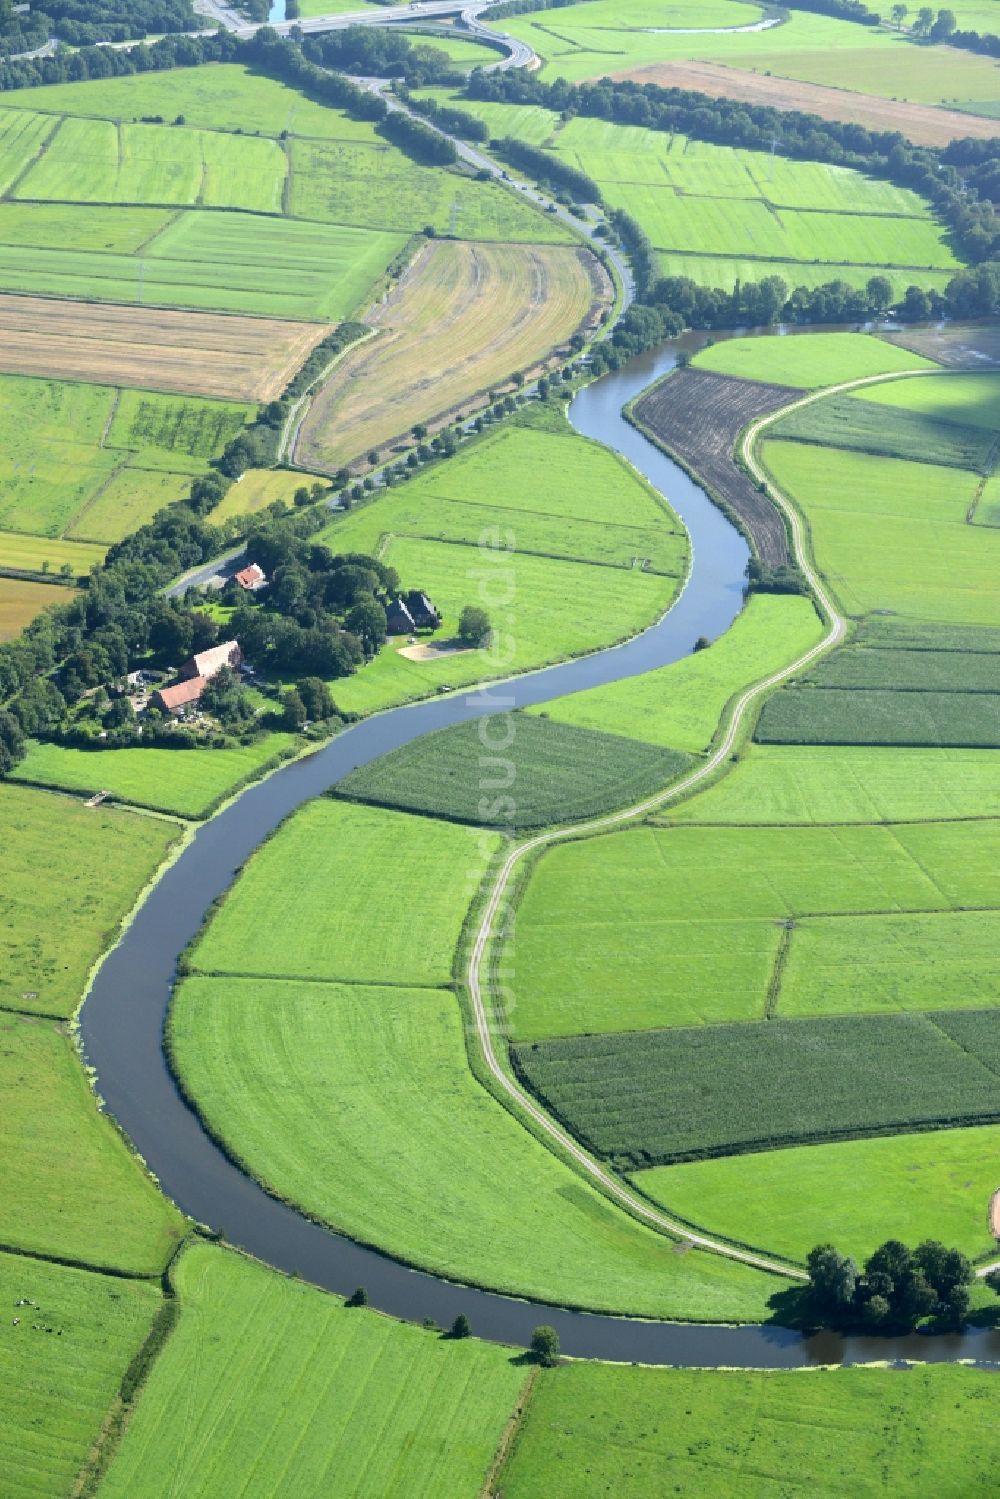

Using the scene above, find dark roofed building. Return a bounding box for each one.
[385,597,416,635]
[403,591,440,630]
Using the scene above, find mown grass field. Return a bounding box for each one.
[0,781,178,1018]
[193,799,502,989]
[652,251,953,295]
[0,578,68,639]
[692,332,936,388]
[497,1362,1000,1498]
[11,735,296,819]
[762,441,1000,624]
[100,1240,528,1499]
[0,530,104,575]
[507,818,1000,1038]
[527,595,823,752]
[0,209,403,322]
[0,1252,161,1499]
[337,713,690,830]
[211,467,327,522]
[298,241,602,471]
[0,1014,185,1270]
[513,1008,1000,1167]
[170,977,779,1319]
[670,743,1000,824]
[635,1121,1000,1264]
[850,370,1000,430]
[773,390,997,471]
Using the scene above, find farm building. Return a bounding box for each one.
[180,639,242,681]
[386,592,440,634]
[234,562,267,592]
[151,678,206,714]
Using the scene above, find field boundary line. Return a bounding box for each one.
[280,326,379,467]
[464,365,945,1281]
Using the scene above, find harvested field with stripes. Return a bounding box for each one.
[295,239,609,471]
[0,294,332,401]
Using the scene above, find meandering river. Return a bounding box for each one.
[80,327,1000,1366]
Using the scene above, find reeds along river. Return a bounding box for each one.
[79,325,1000,1367]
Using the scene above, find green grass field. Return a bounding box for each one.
[507,818,1000,1037]
[192,799,502,988]
[849,370,1000,429]
[513,1008,1000,1167]
[805,643,1000,691]
[11,735,296,819]
[497,1362,1000,1498]
[773,391,996,471]
[100,1240,528,1499]
[635,1121,1000,1264]
[170,976,780,1319]
[289,138,573,242]
[336,713,690,829]
[0,1252,161,1499]
[14,117,288,214]
[0,1014,185,1270]
[757,685,1000,746]
[0,374,251,542]
[692,332,937,388]
[0,64,386,142]
[210,467,327,522]
[415,88,560,146]
[0,529,104,574]
[527,595,823,752]
[0,781,178,1018]
[0,109,57,194]
[670,743,1000,824]
[653,251,954,295]
[762,441,1000,625]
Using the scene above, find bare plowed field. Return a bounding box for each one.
[0,295,331,401]
[880,324,1000,369]
[295,240,608,472]
[634,368,797,566]
[609,61,1000,147]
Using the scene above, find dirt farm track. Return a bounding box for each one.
[0,294,332,401]
[295,240,610,472]
[611,60,1000,147]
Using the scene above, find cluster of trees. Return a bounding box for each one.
[805,1238,974,1331]
[467,70,1000,263]
[401,88,490,144]
[228,522,403,679]
[301,25,463,86]
[493,134,600,202]
[38,0,199,46]
[0,0,49,55]
[894,4,1000,55]
[378,108,456,168]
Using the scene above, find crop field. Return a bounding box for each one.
[0,65,388,141]
[0,530,104,575]
[192,799,502,989]
[0,294,334,402]
[530,595,823,751]
[670,743,1000,824]
[0,1014,185,1269]
[691,332,937,388]
[761,441,1000,624]
[316,421,687,575]
[0,374,251,542]
[11,734,296,820]
[506,818,1000,1038]
[100,1241,528,1499]
[881,321,1000,369]
[14,117,288,214]
[512,1008,1000,1167]
[635,1121,1000,1265]
[757,686,1000,747]
[170,976,778,1320]
[612,59,1000,146]
[336,714,690,830]
[857,616,1000,652]
[0,211,403,322]
[773,391,997,471]
[297,241,603,470]
[0,578,67,639]
[497,1362,1000,1498]
[0,781,178,1018]
[805,644,1000,692]
[290,138,573,241]
[0,1253,161,1499]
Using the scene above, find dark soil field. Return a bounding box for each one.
[634,368,796,566]
[880,323,1000,369]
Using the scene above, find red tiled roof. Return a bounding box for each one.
[154,677,205,711]
[191,640,241,679]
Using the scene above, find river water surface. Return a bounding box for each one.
[80,329,1000,1366]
